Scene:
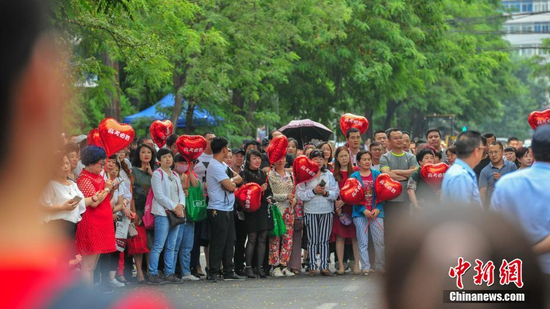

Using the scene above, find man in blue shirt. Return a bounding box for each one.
[441,131,485,207]
[206,137,245,282]
[479,141,518,207]
[491,125,550,278]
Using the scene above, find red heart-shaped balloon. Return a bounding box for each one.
[421,163,449,189]
[528,109,550,130]
[150,120,174,148]
[235,182,262,212]
[375,173,403,204]
[176,135,207,162]
[292,155,320,185]
[98,118,135,157]
[268,135,288,165]
[340,113,369,136]
[87,128,104,148]
[340,178,366,206]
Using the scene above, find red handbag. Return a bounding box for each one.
[127,225,149,255]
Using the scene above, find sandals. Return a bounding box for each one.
[321,269,333,277]
[308,269,317,277]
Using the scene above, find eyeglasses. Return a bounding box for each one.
[371,148,383,152]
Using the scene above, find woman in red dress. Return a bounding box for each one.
[331,146,360,275]
[75,146,116,286]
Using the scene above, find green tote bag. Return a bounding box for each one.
[186,182,207,222]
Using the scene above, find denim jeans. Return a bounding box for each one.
[148,215,180,276]
[353,216,385,271]
[174,221,195,275]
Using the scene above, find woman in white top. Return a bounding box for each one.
[296,149,339,277]
[147,148,186,285]
[40,152,98,261]
[103,157,133,288]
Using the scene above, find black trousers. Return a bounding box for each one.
[234,214,248,271]
[207,209,235,276]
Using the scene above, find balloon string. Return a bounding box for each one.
[363,202,384,234]
[185,160,191,188]
[364,217,385,234]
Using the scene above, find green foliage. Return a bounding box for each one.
[52,0,544,143]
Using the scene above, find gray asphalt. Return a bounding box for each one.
[122,272,384,309]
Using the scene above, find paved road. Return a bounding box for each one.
[122,272,384,309]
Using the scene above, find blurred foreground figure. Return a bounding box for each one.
[0,1,170,308]
[385,209,547,309]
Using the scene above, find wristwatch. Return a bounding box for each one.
[323,191,329,197]
[92,195,98,202]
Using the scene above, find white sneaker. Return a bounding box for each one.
[282,267,295,277]
[182,274,200,281]
[110,278,125,288]
[271,267,284,277]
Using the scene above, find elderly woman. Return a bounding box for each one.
[296,149,340,276]
[147,149,186,285]
[75,146,115,287]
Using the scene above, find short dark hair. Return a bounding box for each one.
[455,131,482,159]
[401,131,411,137]
[81,146,107,166]
[309,149,324,160]
[386,128,401,139]
[156,148,173,161]
[211,137,228,154]
[532,125,550,162]
[504,146,515,153]
[243,140,260,153]
[356,150,372,162]
[425,129,441,139]
[415,139,427,149]
[369,141,382,149]
[137,137,152,146]
[416,148,435,163]
[507,137,519,144]
[373,130,386,139]
[166,134,179,148]
[482,132,496,140]
[489,141,504,151]
[346,128,361,139]
[481,136,487,146]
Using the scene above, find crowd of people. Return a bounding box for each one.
[5,2,550,308]
[44,124,550,292]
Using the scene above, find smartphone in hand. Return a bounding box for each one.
[318,179,326,187]
[71,196,83,203]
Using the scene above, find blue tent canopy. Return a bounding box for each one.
[122,94,220,128]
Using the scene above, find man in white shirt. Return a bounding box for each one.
[206,137,245,282]
[346,128,362,167]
